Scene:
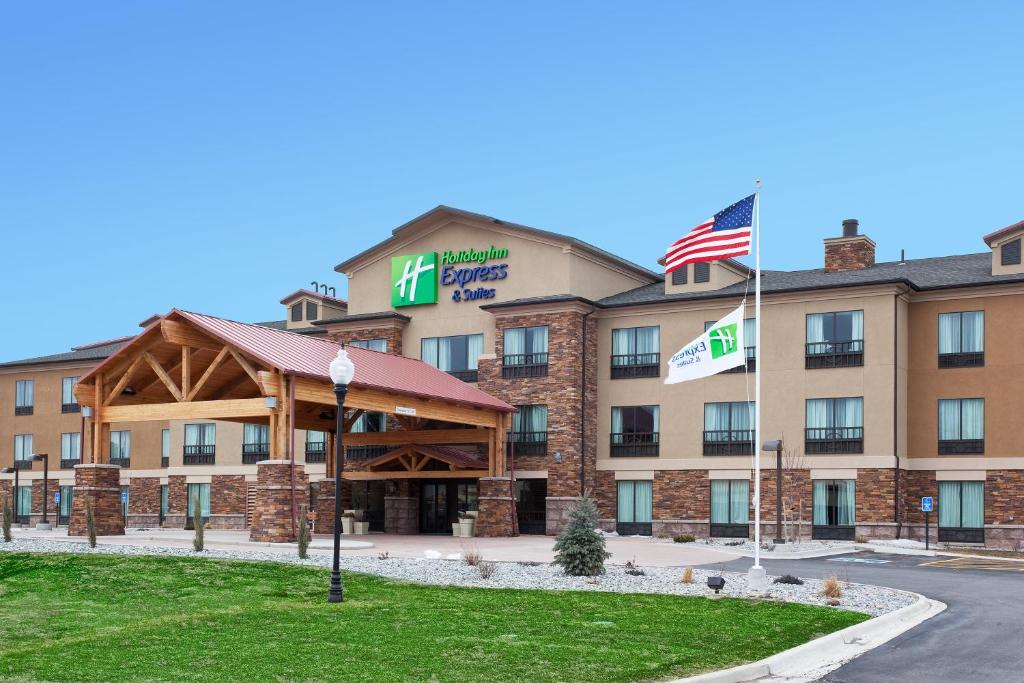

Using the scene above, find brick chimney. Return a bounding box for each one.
[824,219,875,272]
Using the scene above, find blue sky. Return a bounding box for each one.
[2,2,1022,361]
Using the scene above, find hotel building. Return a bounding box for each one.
[3,206,1024,547]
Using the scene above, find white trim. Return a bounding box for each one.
[810,468,858,480]
[708,469,750,480]
[936,470,986,481]
[614,470,654,481]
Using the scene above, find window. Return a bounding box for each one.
[616,480,653,535]
[184,424,216,464]
[59,486,74,525]
[306,301,318,321]
[348,412,387,460]
[242,424,269,463]
[705,318,756,372]
[710,479,749,537]
[938,399,984,454]
[938,311,984,368]
[510,405,548,455]
[610,326,660,378]
[502,326,549,378]
[806,310,864,368]
[703,402,755,455]
[15,486,31,523]
[60,433,81,467]
[812,480,856,539]
[186,483,211,526]
[938,481,984,543]
[14,380,33,415]
[305,430,327,463]
[109,431,131,465]
[290,302,302,322]
[349,338,387,352]
[160,485,169,524]
[693,262,710,283]
[805,398,864,454]
[62,376,80,412]
[671,265,687,285]
[161,429,170,467]
[1002,238,1021,266]
[14,434,33,468]
[610,405,659,456]
[422,333,484,382]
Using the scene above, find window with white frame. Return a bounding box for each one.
[938,398,984,454]
[805,397,864,453]
[61,432,81,465]
[710,479,749,526]
[422,334,484,380]
[502,325,549,377]
[938,311,984,367]
[349,339,387,352]
[109,430,131,462]
[14,380,33,415]
[14,434,33,463]
[805,310,864,368]
[610,326,660,378]
[62,376,80,411]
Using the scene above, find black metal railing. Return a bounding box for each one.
[507,432,548,455]
[110,457,130,467]
[242,443,269,464]
[346,444,389,460]
[446,369,479,383]
[938,527,984,543]
[183,444,216,465]
[305,442,327,463]
[805,340,864,369]
[60,458,80,469]
[812,525,856,541]
[938,352,984,368]
[14,406,33,416]
[161,456,169,468]
[805,427,864,454]
[517,507,547,535]
[703,430,755,455]
[722,347,757,373]
[502,353,549,379]
[61,402,81,414]
[938,439,985,455]
[610,353,660,379]
[14,459,32,470]
[610,432,659,457]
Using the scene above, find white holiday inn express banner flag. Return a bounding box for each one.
[665,304,746,384]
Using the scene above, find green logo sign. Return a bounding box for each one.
[708,323,739,359]
[391,252,438,307]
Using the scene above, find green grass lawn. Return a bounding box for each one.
[0,553,867,682]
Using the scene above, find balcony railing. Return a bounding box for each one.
[61,402,81,414]
[305,442,327,463]
[805,427,864,454]
[938,439,985,455]
[502,353,549,379]
[183,444,216,465]
[346,444,389,460]
[938,352,984,369]
[805,340,864,369]
[160,456,169,468]
[242,443,269,464]
[610,432,659,457]
[14,459,32,470]
[703,430,755,455]
[110,457,130,467]
[507,432,548,455]
[14,406,33,416]
[722,347,757,374]
[60,458,80,469]
[610,353,660,379]
[446,369,479,383]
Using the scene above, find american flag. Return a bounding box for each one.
[664,194,755,273]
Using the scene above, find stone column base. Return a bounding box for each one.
[249,460,308,543]
[127,514,161,528]
[315,479,353,535]
[545,496,581,536]
[69,464,125,537]
[384,496,418,534]
[477,477,515,537]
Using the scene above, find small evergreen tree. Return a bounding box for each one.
[297,504,310,559]
[2,494,12,542]
[192,495,205,552]
[85,500,97,548]
[552,493,610,576]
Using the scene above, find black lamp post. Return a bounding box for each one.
[762,440,784,544]
[1,466,18,525]
[31,453,50,528]
[327,346,355,603]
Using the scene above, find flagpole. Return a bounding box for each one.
[749,180,767,589]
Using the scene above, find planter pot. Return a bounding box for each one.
[452,522,462,537]
[460,521,475,537]
[354,521,369,535]
[341,518,354,535]
[343,509,364,521]
[466,511,479,519]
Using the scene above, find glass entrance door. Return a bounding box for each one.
[420,482,449,533]
[58,486,74,526]
[516,479,547,534]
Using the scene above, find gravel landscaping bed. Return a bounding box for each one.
[0,538,914,617]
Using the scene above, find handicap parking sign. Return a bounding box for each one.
[921,496,933,512]
[121,491,128,503]
[54,491,60,503]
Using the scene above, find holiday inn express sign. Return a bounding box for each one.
[392,247,510,307]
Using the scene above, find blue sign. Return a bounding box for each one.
[54,492,60,503]
[121,491,128,503]
[921,496,933,512]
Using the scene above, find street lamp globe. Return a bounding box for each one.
[328,348,356,386]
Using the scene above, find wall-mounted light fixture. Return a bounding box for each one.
[265,396,278,409]
[553,451,562,464]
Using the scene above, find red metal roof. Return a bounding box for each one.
[175,310,513,412]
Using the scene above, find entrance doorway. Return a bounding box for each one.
[58,486,74,526]
[352,481,386,532]
[515,478,547,534]
[419,480,478,534]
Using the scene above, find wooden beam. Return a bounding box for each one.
[206,370,255,401]
[344,470,489,481]
[160,319,221,350]
[104,355,144,406]
[343,409,365,431]
[228,348,261,387]
[143,351,183,402]
[92,374,104,463]
[181,346,192,398]
[343,429,489,446]
[256,370,281,399]
[102,398,270,422]
[187,346,230,401]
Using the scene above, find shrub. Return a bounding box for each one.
[680,567,694,584]
[85,501,97,548]
[854,534,868,544]
[378,552,390,561]
[478,561,497,579]
[462,542,482,567]
[1,495,11,543]
[773,574,804,585]
[297,505,310,559]
[673,534,696,543]
[192,496,205,552]
[820,575,843,599]
[552,494,610,577]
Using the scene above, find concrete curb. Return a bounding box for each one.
[857,542,937,556]
[669,591,945,683]
[717,546,858,560]
[12,530,374,551]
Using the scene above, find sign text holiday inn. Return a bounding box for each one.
[392,246,510,307]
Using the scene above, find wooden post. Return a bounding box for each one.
[326,431,336,478]
[181,346,191,398]
[92,374,104,464]
[268,411,279,459]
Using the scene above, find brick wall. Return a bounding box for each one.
[68,464,124,536]
[165,475,187,527]
[30,479,59,518]
[211,475,246,529]
[476,476,514,536]
[249,461,307,542]
[325,325,404,355]
[824,236,875,272]
[128,477,161,526]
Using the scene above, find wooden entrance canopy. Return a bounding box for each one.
[74,309,515,477]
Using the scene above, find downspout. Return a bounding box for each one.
[894,294,902,539]
[288,374,297,542]
[508,412,518,535]
[579,309,593,497]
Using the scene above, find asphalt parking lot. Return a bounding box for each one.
[718,552,1024,682]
